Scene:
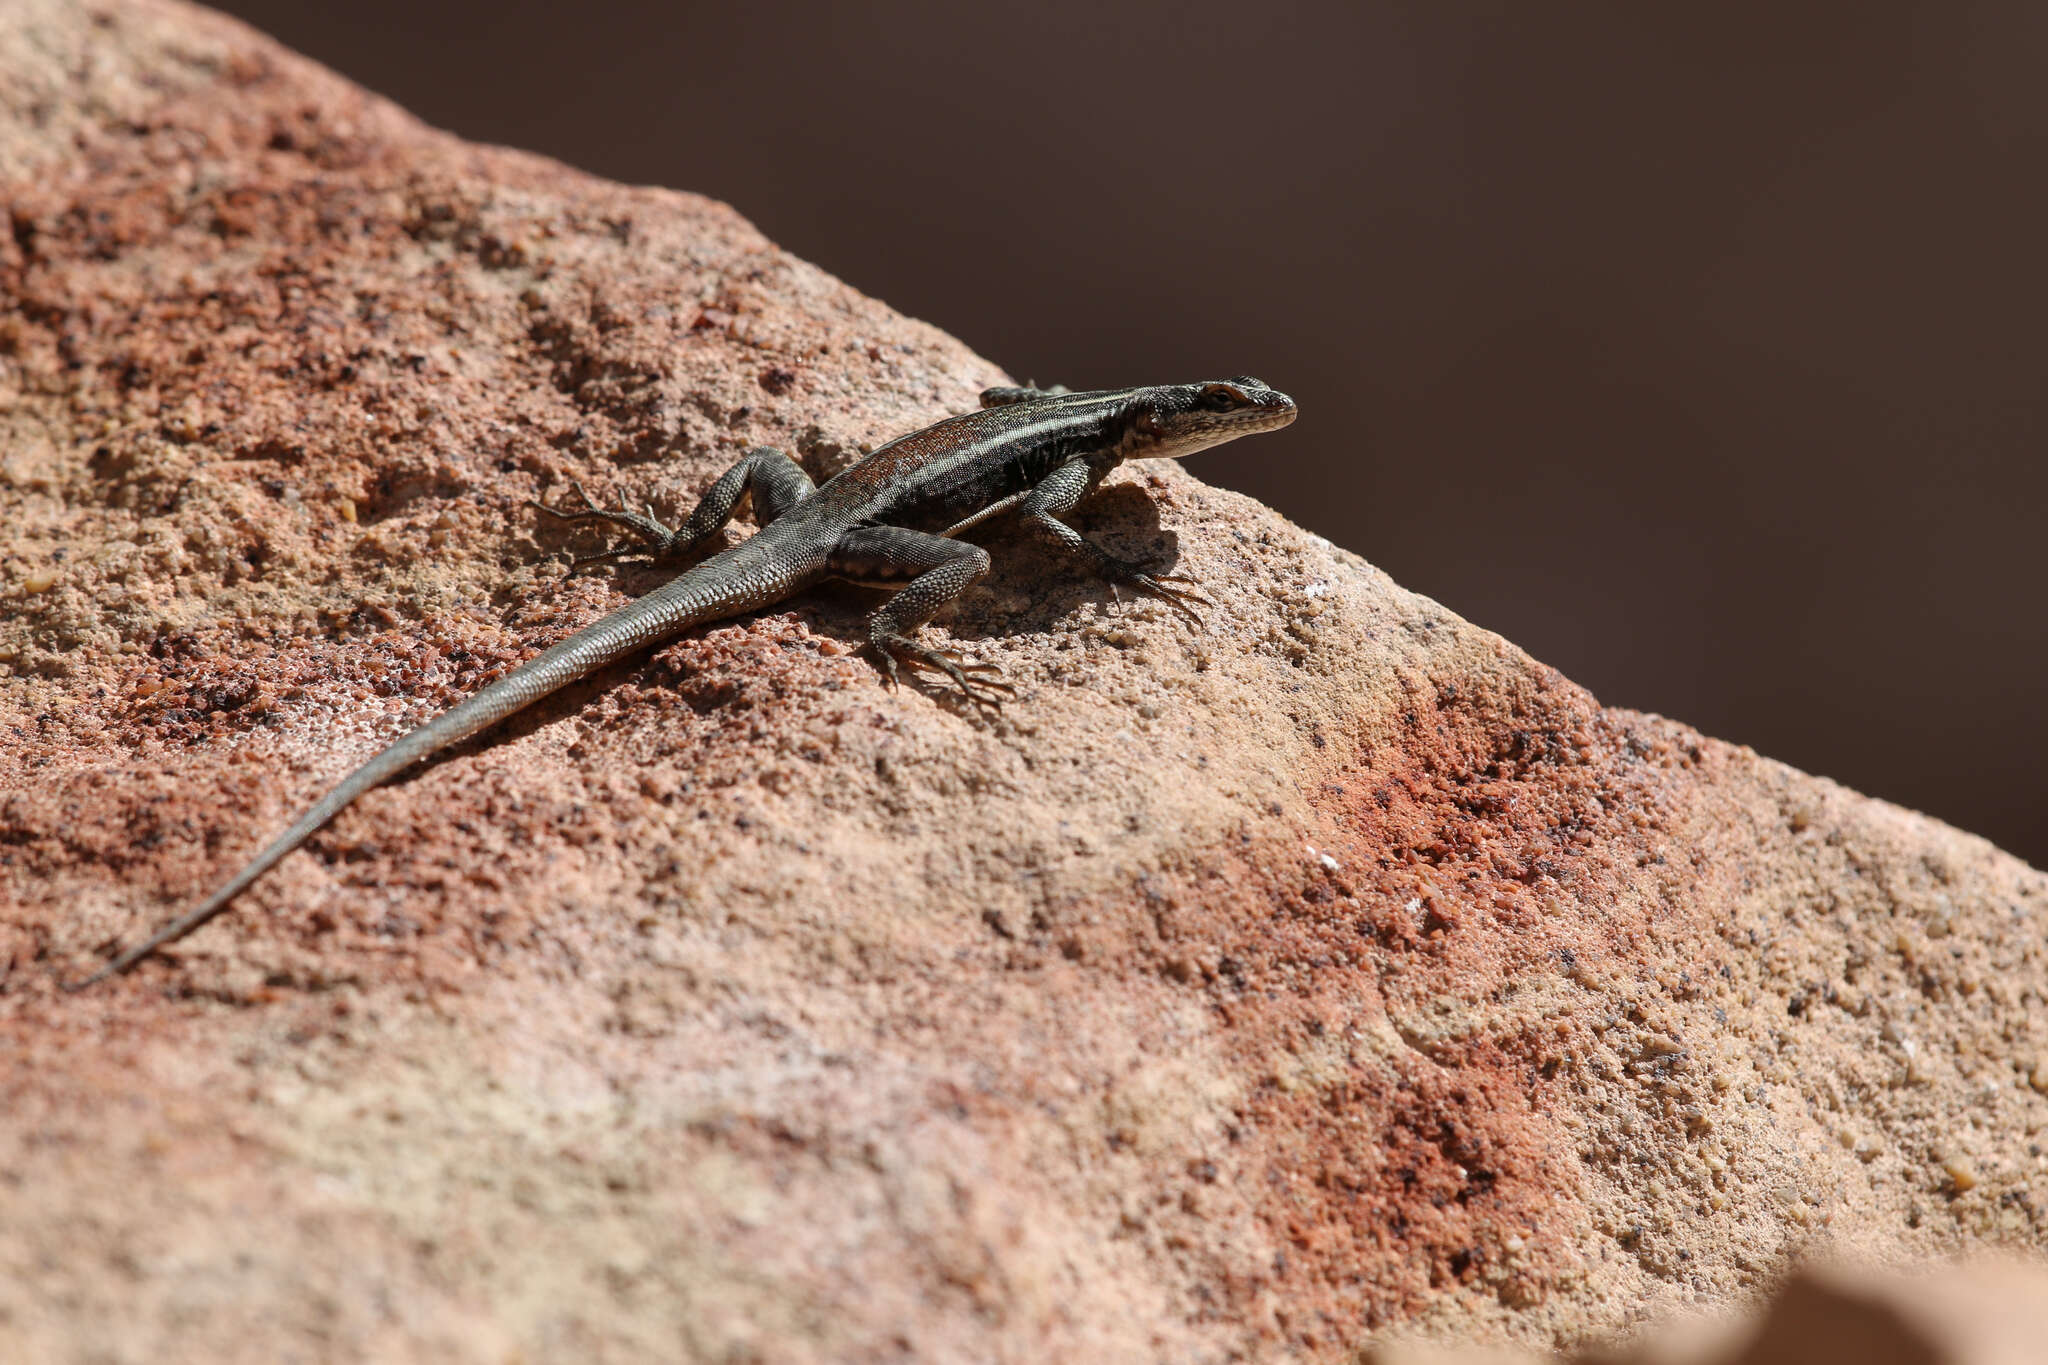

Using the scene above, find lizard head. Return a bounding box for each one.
[1121,377,1298,459]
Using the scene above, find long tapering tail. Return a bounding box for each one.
[70,537,804,987]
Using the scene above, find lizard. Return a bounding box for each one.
[71,377,1298,987]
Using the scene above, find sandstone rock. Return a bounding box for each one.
[3,3,2046,1361]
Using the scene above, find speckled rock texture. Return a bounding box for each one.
[3,4,2046,1362]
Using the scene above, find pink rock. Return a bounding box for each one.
[3,3,2044,1360]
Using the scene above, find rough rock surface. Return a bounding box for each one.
[3,4,2046,1362]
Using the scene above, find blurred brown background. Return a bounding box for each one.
[211,0,2046,865]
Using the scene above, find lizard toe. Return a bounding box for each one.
[880,639,1015,710]
[1127,572,1211,629]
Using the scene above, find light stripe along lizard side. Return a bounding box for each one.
[74,378,1298,986]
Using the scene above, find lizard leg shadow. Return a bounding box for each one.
[1015,461,1213,628]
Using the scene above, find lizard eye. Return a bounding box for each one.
[1199,385,1244,412]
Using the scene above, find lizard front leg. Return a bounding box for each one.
[1018,460,1213,628]
[531,446,815,566]
[829,526,1016,710]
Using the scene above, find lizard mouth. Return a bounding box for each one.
[1244,393,1298,432]
[1157,400,1298,458]
[1215,390,1300,441]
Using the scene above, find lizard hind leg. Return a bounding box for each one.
[830,526,1016,711]
[528,481,681,565]
[529,447,817,568]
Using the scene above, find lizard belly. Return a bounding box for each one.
[831,549,928,587]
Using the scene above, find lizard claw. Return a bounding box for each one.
[1106,564,1212,630]
[529,481,681,566]
[527,480,603,521]
[877,638,1016,712]
[874,648,902,690]
[569,544,644,569]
